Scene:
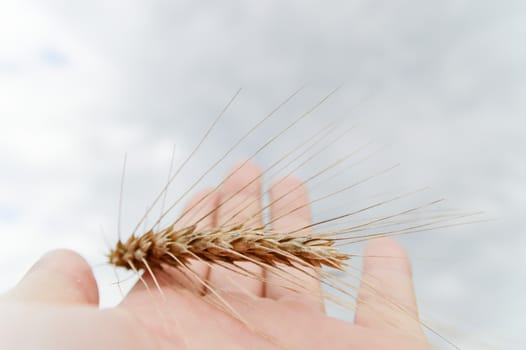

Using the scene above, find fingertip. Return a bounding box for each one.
[270,175,302,189]
[221,161,262,196]
[9,249,99,305]
[269,176,308,198]
[364,237,406,254]
[363,237,413,276]
[53,249,100,304]
[190,188,218,202]
[217,160,263,227]
[177,186,219,229]
[228,161,261,177]
[269,176,311,223]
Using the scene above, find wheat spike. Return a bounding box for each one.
[104,89,476,350]
[109,223,350,273]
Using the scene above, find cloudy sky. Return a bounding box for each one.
[1,1,525,348]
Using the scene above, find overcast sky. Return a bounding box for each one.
[1,1,525,348]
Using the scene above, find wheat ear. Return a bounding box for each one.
[108,223,349,273]
[105,89,476,350]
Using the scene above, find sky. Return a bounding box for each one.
[1,1,525,348]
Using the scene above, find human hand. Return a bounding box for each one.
[0,163,430,349]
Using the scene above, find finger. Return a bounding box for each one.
[355,237,423,334]
[129,188,219,295]
[5,250,98,305]
[208,161,264,296]
[265,177,324,311]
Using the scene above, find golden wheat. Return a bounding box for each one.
[109,223,349,273]
[106,88,475,349]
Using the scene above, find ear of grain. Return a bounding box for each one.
[108,89,474,350]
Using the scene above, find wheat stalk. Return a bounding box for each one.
[104,88,476,350]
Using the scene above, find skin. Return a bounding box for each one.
[0,162,430,349]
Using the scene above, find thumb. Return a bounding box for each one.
[5,250,99,306]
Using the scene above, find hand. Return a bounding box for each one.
[0,163,430,349]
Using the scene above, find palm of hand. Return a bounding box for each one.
[121,281,429,350]
[2,163,430,350]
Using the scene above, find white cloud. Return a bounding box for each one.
[0,1,525,347]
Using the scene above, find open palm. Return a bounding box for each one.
[1,163,430,349]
